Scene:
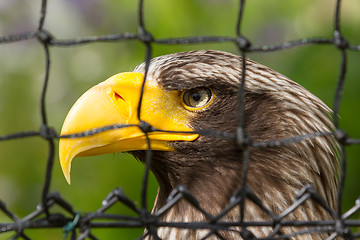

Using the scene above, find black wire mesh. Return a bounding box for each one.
[0,0,360,239]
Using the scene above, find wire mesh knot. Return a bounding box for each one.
[235,35,251,51]
[138,27,154,44]
[40,125,57,140]
[36,29,54,44]
[333,31,349,50]
[335,219,355,240]
[334,128,349,145]
[139,209,158,227]
[236,127,251,148]
[139,121,154,134]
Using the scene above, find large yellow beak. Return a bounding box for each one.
[59,72,198,184]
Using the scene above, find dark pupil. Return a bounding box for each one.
[192,93,201,102]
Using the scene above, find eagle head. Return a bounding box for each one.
[59,50,339,239]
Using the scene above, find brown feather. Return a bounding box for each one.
[133,50,339,239]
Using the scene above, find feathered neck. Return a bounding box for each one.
[131,50,340,239]
[136,134,338,239]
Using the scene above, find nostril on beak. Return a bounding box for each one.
[114,91,125,101]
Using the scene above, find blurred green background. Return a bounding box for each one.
[0,0,359,239]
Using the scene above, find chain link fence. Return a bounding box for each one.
[1,0,360,239]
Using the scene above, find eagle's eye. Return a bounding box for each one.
[181,87,214,110]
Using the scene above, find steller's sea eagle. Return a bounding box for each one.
[59,50,339,239]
